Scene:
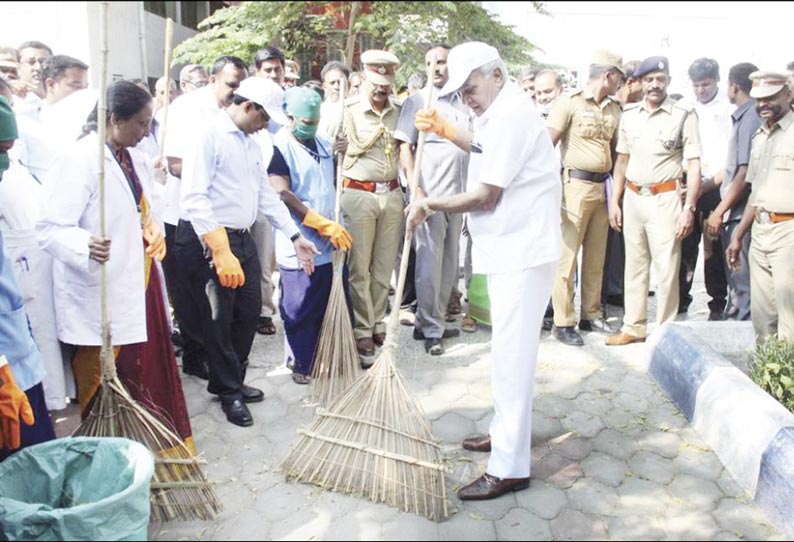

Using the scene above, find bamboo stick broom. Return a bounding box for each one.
[282,55,451,521]
[73,6,221,522]
[310,76,363,406]
[156,18,173,169]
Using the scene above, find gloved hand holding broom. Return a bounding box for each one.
[415,108,459,141]
[302,210,352,251]
[0,356,35,451]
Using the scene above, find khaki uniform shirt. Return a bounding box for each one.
[547,88,621,173]
[341,94,401,182]
[747,110,794,213]
[616,96,701,185]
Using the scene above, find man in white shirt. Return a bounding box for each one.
[177,77,318,427]
[13,41,51,118]
[162,55,248,380]
[406,42,561,500]
[317,60,350,142]
[678,58,732,320]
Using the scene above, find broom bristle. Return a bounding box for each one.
[282,348,450,521]
[73,378,223,522]
[310,250,362,405]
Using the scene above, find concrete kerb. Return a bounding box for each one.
[647,322,794,538]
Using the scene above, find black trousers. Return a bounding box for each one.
[162,223,209,368]
[174,220,261,398]
[601,227,625,303]
[678,189,728,313]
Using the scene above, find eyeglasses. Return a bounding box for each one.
[185,79,208,88]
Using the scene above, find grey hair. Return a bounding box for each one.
[475,58,508,81]
[536,69,562,88]
[179,63,208,83]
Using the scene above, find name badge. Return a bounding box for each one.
[582,111,597,118]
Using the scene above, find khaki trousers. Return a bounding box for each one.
[621,189,682,338]
[341,188,404,339]
[749,219,794,342]
[552,177,609,326]
[250,216,277,318]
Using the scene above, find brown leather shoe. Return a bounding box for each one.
[605,332,646,346]
[356,337,375,356]
[372,332,386,347]
[462,434,491,452]
[458,473,530,500]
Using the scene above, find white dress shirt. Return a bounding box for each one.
[180,109,300,240]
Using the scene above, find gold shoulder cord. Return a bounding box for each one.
[343,106,395,178]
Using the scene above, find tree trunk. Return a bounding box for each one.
[344,1,361,68]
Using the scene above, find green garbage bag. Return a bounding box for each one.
[0,437,155,541]
[467,274,491,326]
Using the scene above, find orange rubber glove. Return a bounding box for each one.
[143,219,166,262]
[0,359,35,451]
[415,108,459,141]
[302,210,353,251]
[203,227,245,289]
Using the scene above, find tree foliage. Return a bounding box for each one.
[173,1,545,86]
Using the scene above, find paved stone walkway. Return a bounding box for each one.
[150,279,784,541]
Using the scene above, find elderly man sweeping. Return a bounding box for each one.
[406,42,561,500]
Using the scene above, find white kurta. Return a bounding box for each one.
[37,133,152,346]
[0,160,74,410]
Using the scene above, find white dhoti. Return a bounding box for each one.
[486,261,557,479]
[4,229,74,410]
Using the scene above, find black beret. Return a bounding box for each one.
[633,56,670,79]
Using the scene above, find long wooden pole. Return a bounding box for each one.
[97,1,114,380]
[157,18,174,165]
[385,55,437,338]
[334,77,347,224]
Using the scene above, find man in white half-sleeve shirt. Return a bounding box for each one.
[176,77,319,427]
[406,41,561,500]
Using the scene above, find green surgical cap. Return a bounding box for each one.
[284,87,321,120]
[0,96,18,142]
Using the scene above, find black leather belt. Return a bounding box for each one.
[568,169,608,183]
[225,227,251,236]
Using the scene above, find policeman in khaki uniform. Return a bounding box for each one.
[547,49,624,346]
[727,72,794,342]
[340,50,403,358]
[606,56,702,346]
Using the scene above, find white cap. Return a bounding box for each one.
[439,41,501,96]
[236,77,288,126]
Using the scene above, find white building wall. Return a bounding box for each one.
[0,1,197,86]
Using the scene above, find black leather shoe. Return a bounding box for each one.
[462,434,491,452]
[578,317,615,334]
[182,359,210,380]
[413,328,460,340]
[458,473,530,500]
[425,338,444,355]
[553,326,584,346]
[240,385,264,403]
[221,397,253,427]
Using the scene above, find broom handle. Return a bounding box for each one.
[157,18,174,166]
[386,55,437,338]
[334,77,347,224]
[97,1,115,381]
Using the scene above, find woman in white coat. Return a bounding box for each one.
[37,81,195,450]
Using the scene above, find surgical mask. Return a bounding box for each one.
[292,120,318,141]
[0,153,8,177]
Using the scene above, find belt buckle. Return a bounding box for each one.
[757,211,772,225]
[639,185,653,196]
[374,181,390,194]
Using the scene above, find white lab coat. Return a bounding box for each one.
[37,132,152,346]
[0,159,74,410]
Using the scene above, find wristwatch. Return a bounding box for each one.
[685,203,696,213]
[290,232,302,242]
[421,200,436,217]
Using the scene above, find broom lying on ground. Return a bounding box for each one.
[310,77,363,406]
[73,8,221,523]
[280,57,451,521]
